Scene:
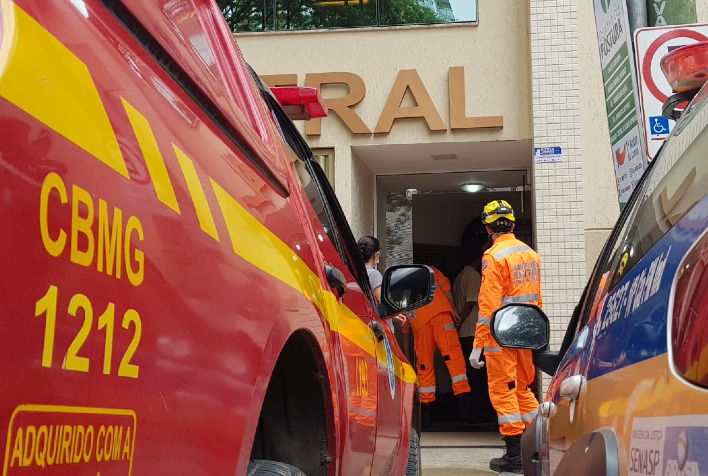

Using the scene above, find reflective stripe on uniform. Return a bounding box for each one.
[493,245,533,260]
[444,323,456,330]
[419,386,436,394]
[501,293,539,304]
[521,409,538,422]
[451,374,468,384]
[484,346,502,353]
[498,413,522,424]
[477,316,491,326]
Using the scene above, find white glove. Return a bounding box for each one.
[469,348,485,369]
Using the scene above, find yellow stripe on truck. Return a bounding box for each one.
[174,145,219,241]
[211,179,416,384]
[122,97,181,214]
[0,0,129,179]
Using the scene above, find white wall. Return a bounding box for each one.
[698,1,708,23]
[235,0,532,221]
[350,152,375,239]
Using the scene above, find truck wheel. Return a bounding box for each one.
[247,460,308,476]
[405,429,421,476]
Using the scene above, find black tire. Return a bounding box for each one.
[247,460,308,476]
[405,429,421,476]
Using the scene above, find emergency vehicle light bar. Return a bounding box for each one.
[660,41,708,93]
[270,87,328,121]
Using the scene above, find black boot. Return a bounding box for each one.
[421,403,434,428]
[455,393,475,424]
[489,435,523,473]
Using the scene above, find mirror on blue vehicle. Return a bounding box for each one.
[378,265,435,317]
[491,304,550,351]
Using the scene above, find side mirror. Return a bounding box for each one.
[377,265,435,317]
[491,304,550,351]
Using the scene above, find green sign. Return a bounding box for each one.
[647,0,697,26]
[593,0,647,206]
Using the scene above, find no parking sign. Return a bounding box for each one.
[634,24,708,160]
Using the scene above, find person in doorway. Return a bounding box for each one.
[453,230,496,424]
[357,236,406,329]
[358,235,385,303]
[469,200,542,474]
[409,265,473,427]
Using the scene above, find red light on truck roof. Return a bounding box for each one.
[660,41,708,93]
[270,87,328,121]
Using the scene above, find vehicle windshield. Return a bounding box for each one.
[603,85,708,292]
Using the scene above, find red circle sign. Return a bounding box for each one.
[642,29,708,103]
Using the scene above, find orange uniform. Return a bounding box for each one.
[474,234,542,437]
[410,267,470,403]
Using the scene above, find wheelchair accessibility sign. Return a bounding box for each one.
[649,116,669,138]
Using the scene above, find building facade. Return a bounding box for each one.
[235,0,708,369]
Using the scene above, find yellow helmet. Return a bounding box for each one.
[482,200,515,224]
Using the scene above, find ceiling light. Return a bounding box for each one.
[460,183,485,193]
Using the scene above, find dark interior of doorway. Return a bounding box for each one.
[411,219,534,433]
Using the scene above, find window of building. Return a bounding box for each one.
[219,0,477,32]
[312,148,335,189]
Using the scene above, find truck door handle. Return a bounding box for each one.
[371,320,386,342]
[324,265,347,297]
[559,375,584,401]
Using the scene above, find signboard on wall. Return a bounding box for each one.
[634,24,708,160]
[593,0,648,207]
[533,147,562,164]
[647,0,697,27]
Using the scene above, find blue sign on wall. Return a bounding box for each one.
[534,146,562,163]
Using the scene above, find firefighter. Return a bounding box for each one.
[409,265,473,427]
[469,199,542,474]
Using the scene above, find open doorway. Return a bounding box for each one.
[377,170,533,432]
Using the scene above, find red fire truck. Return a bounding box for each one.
[0,1,433,474]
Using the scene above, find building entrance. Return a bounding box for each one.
[376,170,533,432]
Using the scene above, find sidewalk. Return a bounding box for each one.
[421,432,517,476]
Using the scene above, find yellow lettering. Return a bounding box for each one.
[70,185,95,267]
[375,69,446,133]
[83,425,94,463]
[125,216,144,286]
[11,428,23,467]
[104,425,113,461]
[118,309,141,378]
[35,425,47,468]
[122,427,132,460]
[97,199,123,278]
[60,425,71,464]
[22,425,36,467]
[96,425,105,462]
[111,426,123,461]
[73,425,84,462]
[46,425,59,465]
[40,172,68,257]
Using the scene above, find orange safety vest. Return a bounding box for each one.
[474,234,543,351]
[409,266,454,331]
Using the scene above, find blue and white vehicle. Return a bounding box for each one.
[490,42,708,475]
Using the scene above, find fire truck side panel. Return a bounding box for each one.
[0,1,417,475]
